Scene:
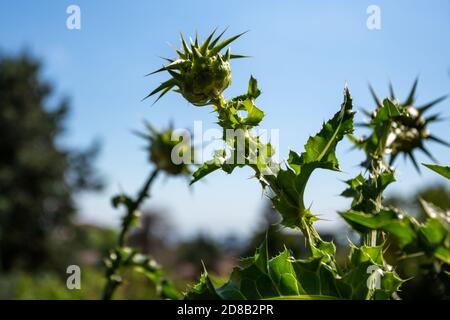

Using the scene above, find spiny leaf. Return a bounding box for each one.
[190,150,240,185]
[241,99,264,126]
[272,87,354,228]
[247,76,261,99]
[185,238,402,300]
[185,239,346,300]
[341,209,418,248]
[423,163,450,179]
[145,78,177,101]
[289,86,354,171]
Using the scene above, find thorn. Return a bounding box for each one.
[428,135,450,147]
[407,152,421,173]
[368,83,382,108]
[404,77,419,106]
[388,81,396,100]
[419,145,437,163]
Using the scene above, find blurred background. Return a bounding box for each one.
[0,0,449,299]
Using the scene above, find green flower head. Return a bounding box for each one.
[146,29,247,106]
[138,122,193,176]
[368,79,448,171]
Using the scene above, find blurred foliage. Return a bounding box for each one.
[385,185,450,222]
[0,54,103,272]
[383,185,450,299]
[241,203,350,266]
[0,268,162,300]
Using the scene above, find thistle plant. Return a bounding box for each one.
[102,124,192,300]
[147,30,435,299]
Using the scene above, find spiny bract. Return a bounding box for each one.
[147,29,247,106]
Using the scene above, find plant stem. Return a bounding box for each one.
[118,169,159,247]
[103,169,159,300]
[213,95,324,248]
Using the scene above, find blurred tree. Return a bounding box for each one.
[176,234,223,277]
[0,53,103,271]
[128,209,172,258]
[241,203,307,258]
[242,202,351,265]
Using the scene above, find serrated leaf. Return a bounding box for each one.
[242,99,264,126]
[419,218,448,246]
[186,239,346,300]
[190,150,240,184]
[291,87,354,169]
[247,76,261,99]
[185,238,402,300]
[272,87,354,228]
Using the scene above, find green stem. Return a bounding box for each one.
[103,169,160,300]
[365,122,392,247]
[213,95,323,247]
[118,169,160,247]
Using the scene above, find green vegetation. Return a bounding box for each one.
[136,30,449,300]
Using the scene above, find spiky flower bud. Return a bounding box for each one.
[368,79,448,171]
[138,123,192,175]
[147,29,247,106]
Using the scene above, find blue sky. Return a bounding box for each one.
[1,0,450,238]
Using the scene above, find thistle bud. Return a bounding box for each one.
[147,29,247,106]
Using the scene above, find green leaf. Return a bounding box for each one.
[272,87,354,228]
[372,98,402,123]
[344,244,404,299]
[419,218,448,246]
[209,31,247,56]
[291,87,354,168]
[191,162,222,185]
[111,194,134,211]
[242,99,264,126]
[185,239,346,300]
[131,253,181,300]
[185,271,222,300]
[185,238,403,300]
[190,150,240,185]
[247,76,261,99]
[341,209,417,248]
[434,246,450,264]
[423,163,450,179]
